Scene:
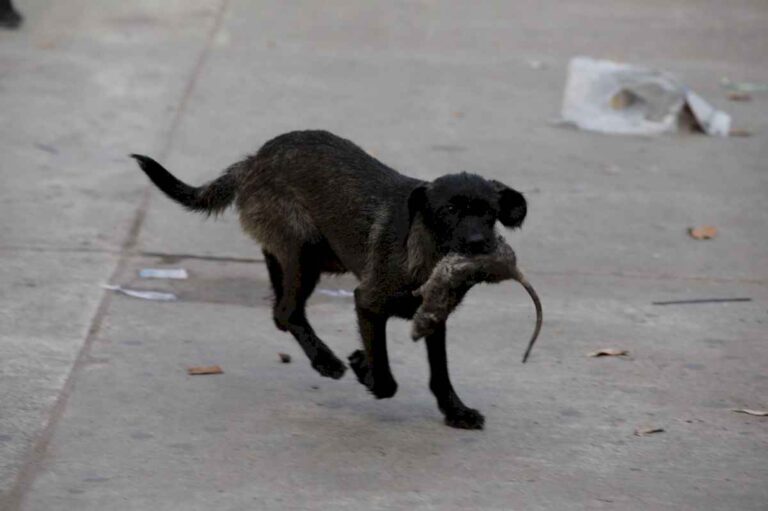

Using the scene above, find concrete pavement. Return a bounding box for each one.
[1,1,767,509]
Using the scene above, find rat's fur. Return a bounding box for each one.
[411,239,542,363]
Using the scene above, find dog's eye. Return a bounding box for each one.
[446,205,457,214]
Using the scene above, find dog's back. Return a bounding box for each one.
[235,131,419,275]
[134,130,419,277]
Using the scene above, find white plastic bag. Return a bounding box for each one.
[561,57,730,136]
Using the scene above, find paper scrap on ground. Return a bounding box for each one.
[588,349,629,358]
[139,268,188,279]
[721,77,768,93]
[317,289,354,298]
[684,91,731,136]
[103,284,177,301]
[732,409,768,417]
[634,427,664,436]
[187,365,223,375]
[561,56,731,136]
[688,226,717,240]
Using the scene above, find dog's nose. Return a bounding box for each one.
[465,234,489,254]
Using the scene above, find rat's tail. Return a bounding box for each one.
[512,269,543,363]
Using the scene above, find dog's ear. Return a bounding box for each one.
[408,185,428,226]
[492,180,527,228]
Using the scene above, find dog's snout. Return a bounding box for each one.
[465,233,490,254]
[467,233,485,245]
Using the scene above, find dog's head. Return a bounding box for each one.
[408,172,526,256]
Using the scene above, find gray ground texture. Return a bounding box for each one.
[1,1,767,510]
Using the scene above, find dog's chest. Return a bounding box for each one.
[385,291,423,319]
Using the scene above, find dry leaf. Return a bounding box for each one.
[588,349,629,358]
[729,128,752,137]
[688,226,717,240]
[187,365,223,375]
[278,353,292,364]
[727,92,752,101]
[452,111,465,119]
[634,427,664,436]
[732,409,768,417]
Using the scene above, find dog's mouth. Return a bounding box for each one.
[456,240,497,256]
[440,237,497,257]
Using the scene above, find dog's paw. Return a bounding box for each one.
[0,8,22,29]
[311,351,346,380]
[348,350,398,399]
[348,349,368,382]
[370,376,398,399]
[444,407,485,430]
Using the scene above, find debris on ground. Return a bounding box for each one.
[682,91,732,136]
[727,92,752,102]
[652,297,752,306]
[688,225,717,240]
[634,427,665,436]
[732,409,768,417]
[729,128,752,137]
[278,353,292,364]
[561,56,731,136]
[317,289,355,298]
[34,142,58,154]
[139,268,189,279]
[721,77,768,94]
[102,284,177,301]
[588,349,629,358]
[187,365,223,375]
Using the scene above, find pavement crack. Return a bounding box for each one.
[138,251,264,264]
[2,1,233,509]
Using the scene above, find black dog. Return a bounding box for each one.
[132,130,527,429]
[0,0,22,29]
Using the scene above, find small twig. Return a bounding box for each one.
[652,297,752,306]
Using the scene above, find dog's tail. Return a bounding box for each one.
[130,154,238,216]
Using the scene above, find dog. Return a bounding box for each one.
[132,130,527,429]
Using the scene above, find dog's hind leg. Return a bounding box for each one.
[267,247,346,380]
[263,249,284,305]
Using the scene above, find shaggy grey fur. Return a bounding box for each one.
[411,238,542,363]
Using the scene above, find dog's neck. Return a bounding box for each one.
[406,217,442,284]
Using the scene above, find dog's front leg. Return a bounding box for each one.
[426,323,485,429]
[348,289,398,399]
